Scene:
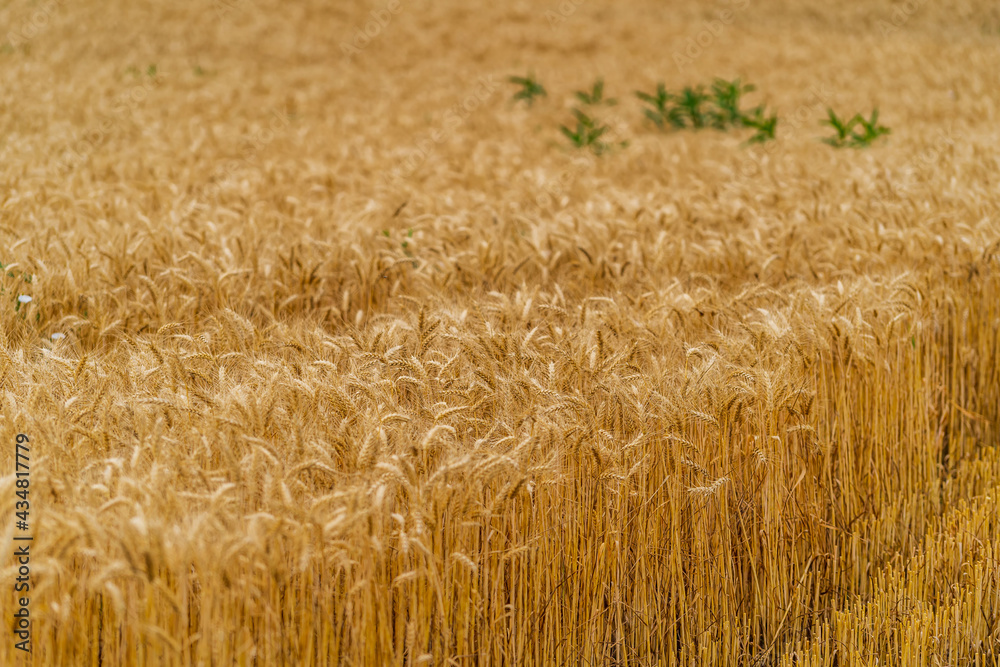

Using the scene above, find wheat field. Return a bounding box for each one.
[1,0,1000,664]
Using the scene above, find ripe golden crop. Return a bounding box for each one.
[1,0,999,664]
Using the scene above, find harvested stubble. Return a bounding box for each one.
[1,0,1000,665]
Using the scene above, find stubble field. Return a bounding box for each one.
[2,0,1000,664]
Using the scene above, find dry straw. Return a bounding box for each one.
[1,0,1000,664]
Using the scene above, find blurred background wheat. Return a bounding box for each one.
[1,0,999,664]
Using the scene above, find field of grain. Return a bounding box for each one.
[2,0,1000,664]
